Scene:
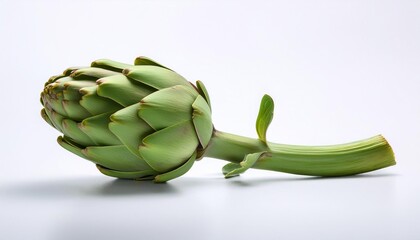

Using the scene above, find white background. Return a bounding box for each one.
[1,0,419,239]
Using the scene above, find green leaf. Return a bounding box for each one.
[96,165,157,180]
[62,80,96,100]
[123,65,192,90]
[223,152,265,178]
[96,75,155,107]
[222,163,241,175]
[46,98,67,119]
[70,67,119,80]
[61,118,95,146]
[63,66,85,76]
[138,85,198,130]
[154,152,197,183]
[43,108,64,133]
[41,109,54,128]
[91,59,133,72]
[83,145,153,171]
[134,56,171,70]
[79,86,123,115]
[191,95,213,148]
[61,100,92,121]
[139,120,199,173]
[57,136,88,160]
[78,112,121,146]
[45,74,65,86]
[196,80,212,110]
[109,103,154,159]
[256,94,274,143]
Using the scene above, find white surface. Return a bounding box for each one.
[1,0,419,239]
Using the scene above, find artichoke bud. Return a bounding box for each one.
[41,57,213,182]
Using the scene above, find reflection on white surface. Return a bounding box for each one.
[2,172,419,240]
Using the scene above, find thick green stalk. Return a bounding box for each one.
[204,131,396,176]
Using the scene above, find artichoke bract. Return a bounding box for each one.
[41,56,396,182]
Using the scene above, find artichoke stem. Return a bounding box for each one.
[204,130,396,177]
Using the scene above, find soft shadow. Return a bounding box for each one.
[1,173,399,198]
[226,173,399,187]
[94,179,178,196]
[1,176,179,199]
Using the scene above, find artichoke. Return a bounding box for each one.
[41,56,396,182]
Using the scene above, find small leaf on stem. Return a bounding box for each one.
[222,152,265,178]
[256,94,274,143]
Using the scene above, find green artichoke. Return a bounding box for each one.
[41,56,396,182]
[41,57,212,182]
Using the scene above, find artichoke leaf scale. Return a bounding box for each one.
[124,65,192,90]
[191,95,213,148]
[52,75,73,85]
[138,85,198,130]
[139,120,200,173]
[134,56,171,70]
[96,165,157,180]
[45,74,65,86]
[41,109,54,128]
[78,112,121,146]
[63,66,86,76]
[61,118,96,146]
[91,59,133,72]
[96,75,155,107]
[61,100,92,121]
[70,67,120,80]
[57,136,88,160]
[79,86,123,115]
[62,80,96,100]
[48,98,67,118]
[83,145,153,172]
[43,108,65,132]
[195,80,212,110]
[109,103,154,159]
[154,151,197,183]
